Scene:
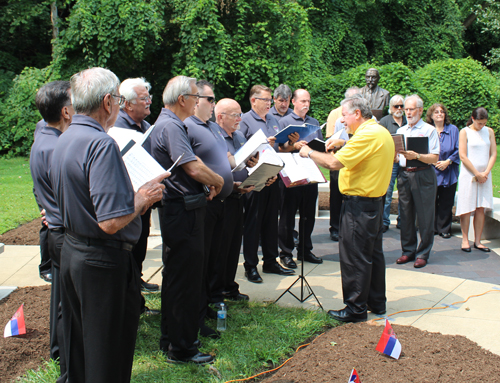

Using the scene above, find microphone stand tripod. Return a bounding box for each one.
[274,216,323,310]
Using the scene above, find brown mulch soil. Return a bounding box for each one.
[0,286,51,383]
[0,218,41,246]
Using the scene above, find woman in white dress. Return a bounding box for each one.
[456,108,497,252]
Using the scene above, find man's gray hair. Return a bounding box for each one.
[341,94,372,119]
[70,67,120,115]
[162,76,196,106]
[119,77,151,109]
[389,94,404,114]
[404,94,423,108]
[344,86,360,98]
[274,84,292,100]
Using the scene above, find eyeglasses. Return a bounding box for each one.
[404,107,419,112]
[393,104,404,109]
[433,110,445,115]
[137,95,153,102]
[198,95,216,104]
[111,94,126,106]
[255,97,273,103]
[221,112,242,118]
[182,93,200,99]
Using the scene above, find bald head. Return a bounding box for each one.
[292,89,311,119]
[215,98,242,136]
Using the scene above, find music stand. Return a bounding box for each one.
[274,217,323,310]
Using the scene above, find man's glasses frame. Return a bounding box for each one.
[198,95,216,104]
[221,112,242,118]
[111,94,126,106]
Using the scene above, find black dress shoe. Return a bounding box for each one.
[223,292,250,301]
[141,279,159,292]
[40,272,52,283]
[297,252,323,264]
[200,324,220,339]
[327,308,366,323]
[330,231,339,241]
[262,262,295,275]
[382,225,389,233]
[245,267,263,283]
[367,305,386,315]
[439,233,452,239]
[280,256,297,269]
[474,243,491,252]
[167,352,214,365]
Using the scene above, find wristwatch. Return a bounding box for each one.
[416,153,421,160]
[307,150,314,158]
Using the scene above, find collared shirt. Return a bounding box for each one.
[278,112,323,152]
[397,119,440,167]
[150,108,200,200]
[30,125,63,229]
[114,109,152,153]
[326,106,342,138]
[269,106,292,122]
[239,109,281,151]
[379,114,407,135]
[184,116,233,199]
[434,124,460,187]
[50,114,140,242]
[216,127,248,183]
[335,119,395,197]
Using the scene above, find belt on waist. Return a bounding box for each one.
[66,230,134,252]
[402,165,430,173]
[49,227,65,234]
[343,195,383,202]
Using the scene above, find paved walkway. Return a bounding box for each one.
[1,215,500,356]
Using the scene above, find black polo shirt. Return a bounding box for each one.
[184,116,233,199]
[50,114,140,243]
[30,125,63,229]
[278,112,323,152]
[150,108,201,200]
[239,109,280,151]
[114,109,152,153]
[379,114,407,135]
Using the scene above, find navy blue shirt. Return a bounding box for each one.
[50,114,140,243]
[435,124,460,187]
[184,116,233,199]
[114,109,152,153]
[278,112,323,152]
[239,109,280,151]
[30,125,63,229]
[150,108,201,200]
[269,106,292,122]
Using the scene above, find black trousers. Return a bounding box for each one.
[398,167,437,260]
[39,222,51,274]
[339,197,386,315]
[132,207,151,274]
[329,171,343,234]
[279,183,318,257]
[435,183,457,235]
[159,200,204,359]
[59,234,141,383]
[47,229,66,376]
[243,181,280,269]
[217,195,244,297]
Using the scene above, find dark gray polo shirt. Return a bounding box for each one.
[184,116,233,199]
[114,109,152,153]
[379,114,407,135]
[239,109,280,151]
[34,119,46,139]
[278,112,323,152]
[30,125,63,229]
[150,108,201,200]
[50,114,140,243]
[269,106,292,122]
[214,125,248,184]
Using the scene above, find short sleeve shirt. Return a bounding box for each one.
[216,126,248,183]
[30,125,63,229]
[114,109,152,153]
[50,114,140,242]
[239,109,280,151]
[184,116,234,199]
[335,119,395,197]
[397,119,440,167]
[150,108,201,199]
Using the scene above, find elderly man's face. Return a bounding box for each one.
[340,104,358,134]
[184,82,199,117]
[196,85,215,122]
[274,96,290,115]
[404,98,423,126]
[391,101,404,118]
[292,90,311,118]
[365,70,379,90]
[220,104,242,133]
[127,85,151,122]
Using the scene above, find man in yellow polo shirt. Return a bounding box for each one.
[299,95,394,322]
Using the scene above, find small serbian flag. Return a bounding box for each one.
[348,368,361,383]
[375,319,401,359]
[4,304,26,338]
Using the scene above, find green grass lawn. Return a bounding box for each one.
[0,157,40,234]
[19,296,336,382]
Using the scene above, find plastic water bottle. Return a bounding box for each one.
[217,303,227,331]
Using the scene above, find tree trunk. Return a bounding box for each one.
[51,1,58,41]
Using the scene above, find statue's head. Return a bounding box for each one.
[365,68,380,90]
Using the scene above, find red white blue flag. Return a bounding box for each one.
[348,368,361,383]
[375,319,401,359]
[3,304,26,338]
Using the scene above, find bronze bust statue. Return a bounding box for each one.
[360,68,390,118]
